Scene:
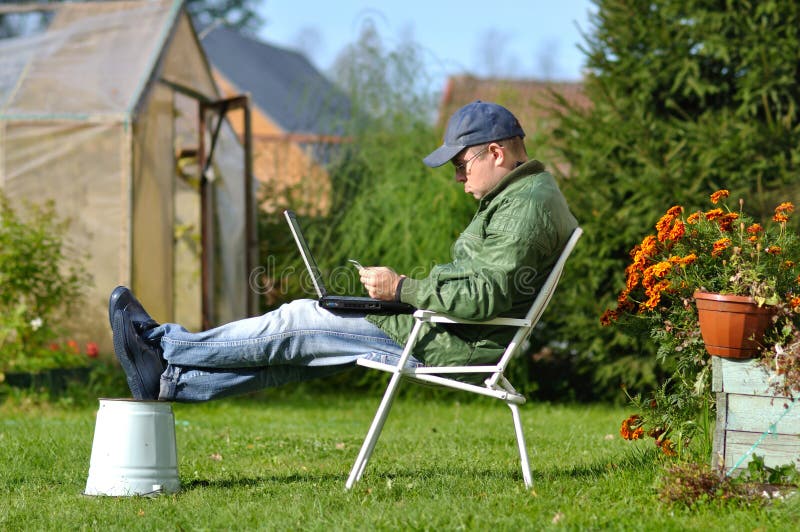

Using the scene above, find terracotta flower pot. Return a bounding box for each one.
[693,291,776,359]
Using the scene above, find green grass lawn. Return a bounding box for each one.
[1,389,799,530]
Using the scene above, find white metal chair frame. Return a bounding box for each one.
[345,227,583,489]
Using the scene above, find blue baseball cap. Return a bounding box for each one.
[423,100,525,168]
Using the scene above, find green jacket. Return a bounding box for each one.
[367,160,578,367]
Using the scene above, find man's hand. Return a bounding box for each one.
[359,267,405,301]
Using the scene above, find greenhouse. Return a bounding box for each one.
[0,0,257,351]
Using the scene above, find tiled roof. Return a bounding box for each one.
[200,25,350,136]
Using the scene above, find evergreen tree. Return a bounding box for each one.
[548,0,800,399]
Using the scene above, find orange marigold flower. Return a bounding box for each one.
[668,253,696,266]
[749,235,758,243]
[717,212,739,232]
[659,439,677,457]
[667,220,686,241]
[655,216,671,234]
[631,235,658,265]
[629,251,647,267]
[784,261,795,269]
[686,212,701,224]
[746,223,763,234]
[624,271,640,291]
[766,246,782,255]
[616,287,635,312]
[620,415,642,440]
[627,259,644,277]
[656,209,681,241]
[640,235,657,256]
[647,279,670,296]
[773,202,793,223]
[710,189,730,204]
[712,238,731,257]
[600,309,618,326]
[644,261,672,280]
[790,297,800,309]
[625,259,642,273]
[618,298,635,312]
[618,287,632,304]
[705,208,725,221]
[641,280,670,311]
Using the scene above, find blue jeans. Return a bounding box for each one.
[144,299,414,402]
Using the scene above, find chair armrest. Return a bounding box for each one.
[413,309,531,327]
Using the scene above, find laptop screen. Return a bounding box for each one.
[284,210,327,298]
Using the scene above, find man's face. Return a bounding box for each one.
[451,144,502,199]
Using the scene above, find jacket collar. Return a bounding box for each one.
[479,159,546,206]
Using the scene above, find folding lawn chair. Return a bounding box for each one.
[345,227,583,489]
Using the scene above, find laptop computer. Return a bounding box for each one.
[284,210,415,314]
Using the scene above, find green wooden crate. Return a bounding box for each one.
[712,356,800,473]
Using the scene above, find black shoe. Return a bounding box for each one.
[108,286,159,333]
[112,309,164,400]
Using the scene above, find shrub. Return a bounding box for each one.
[0,191,90,373]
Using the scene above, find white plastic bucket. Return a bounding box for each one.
[84,399,180,496]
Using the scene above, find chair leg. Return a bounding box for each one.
[345,372,404,489]
[508,403,533,488]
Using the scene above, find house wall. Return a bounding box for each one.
[212,73,331,216]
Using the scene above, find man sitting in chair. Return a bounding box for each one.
[110,100,578,401]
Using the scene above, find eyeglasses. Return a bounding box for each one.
[452,146,490,174]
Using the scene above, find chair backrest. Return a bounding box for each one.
[495,227,583,372]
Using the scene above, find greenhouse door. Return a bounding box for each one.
[198,95,254,329]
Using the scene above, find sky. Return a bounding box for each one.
[256,1,596,89]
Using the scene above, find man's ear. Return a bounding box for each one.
[490,142,506,166]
